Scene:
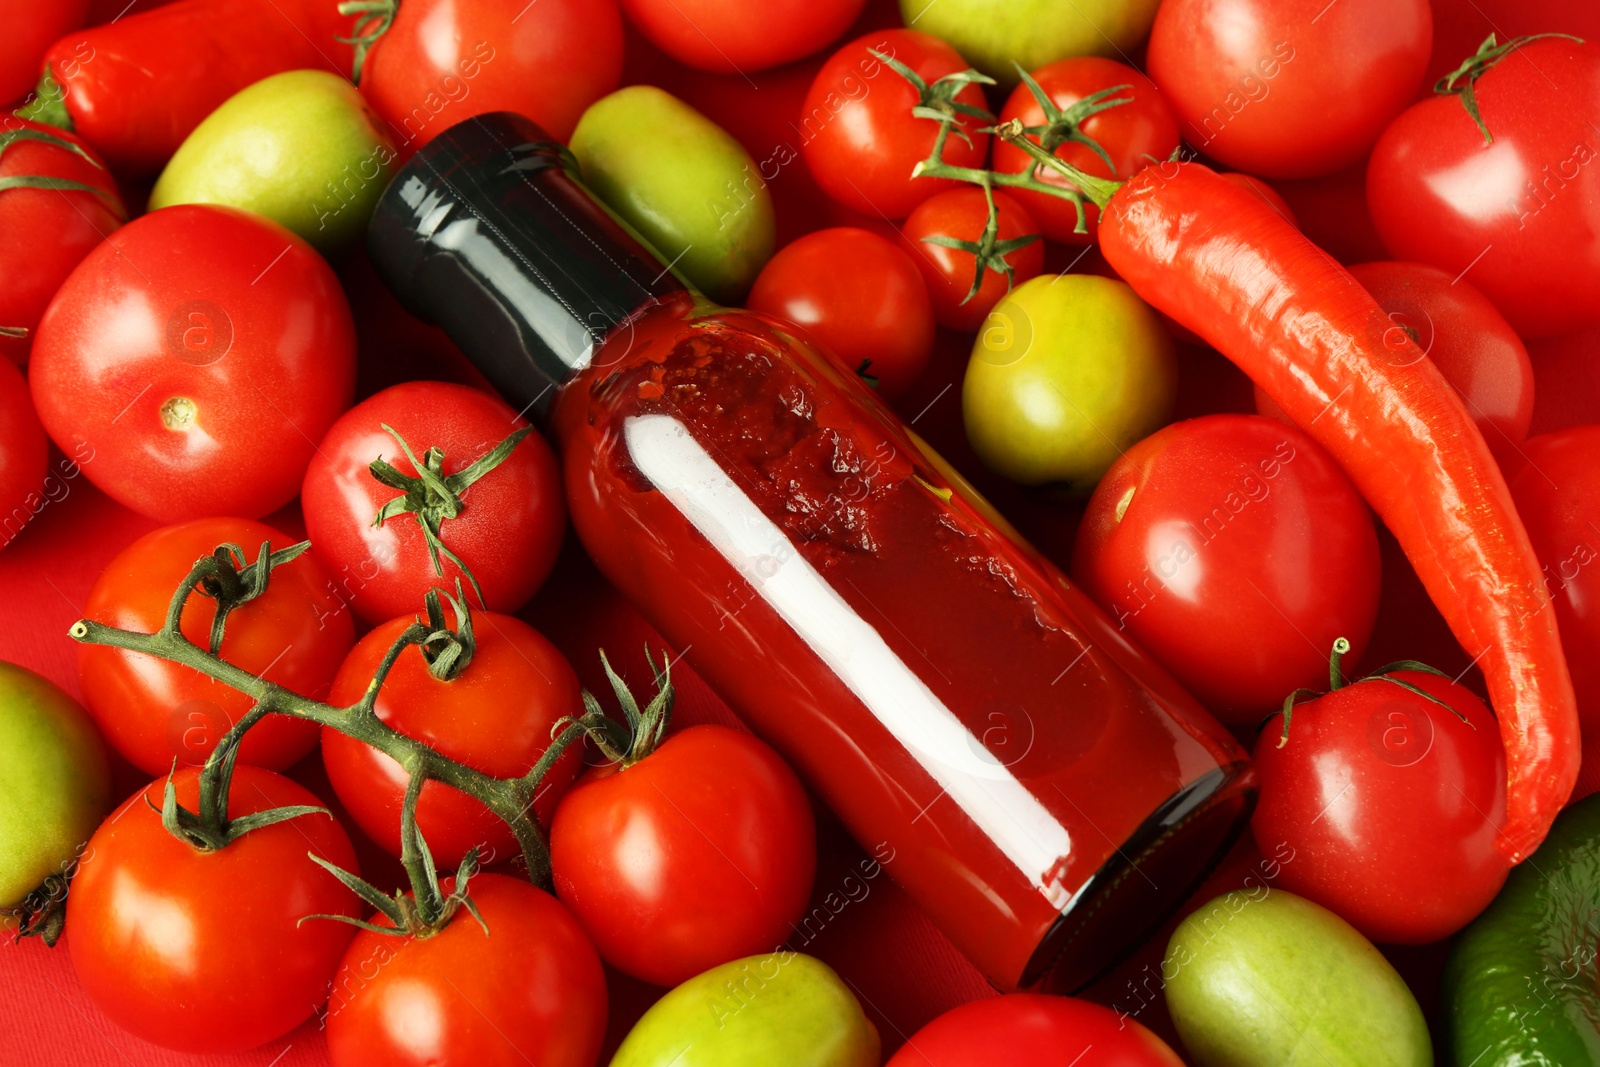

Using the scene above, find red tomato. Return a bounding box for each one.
[886,994,1184,1066]
[29,205,354,521]
[0,359,47,551]
[359,0,622,149]
[1,119,123,366]
[993,57,1180,244]
[321,611,583,867]
[67,766,360,1054]
[747,227,934,399]
[325,874,606,1067]
[78,517,354,775]
[620,0,865,74]
[1148,0,1431,179]
[1368,38,1600,338]
[1252,670,1509,943]
[0,0,88,102]
[1218,172,1297,227]
[903,188,1044,333]
[300,381,565,625]
[1071,415,1381,727]
[801,29,990,219]
[550,724,816,987]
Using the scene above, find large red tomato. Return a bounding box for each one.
[30,205,355,520]
[620,0,866,74]
[78,517,354,775]
[0,359,47,551]
[66,766,360,1054]
[886,994,1185,1066]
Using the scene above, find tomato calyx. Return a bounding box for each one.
[152,737,333,852]
[13,72,72,132]
[195,540,312,654]
[870,50,995,148]
[337,0,398,83]
[1010,67,1133,172]
[0,126,125,217]
[557,648,676,769]
[1435,33,1587,145]
[416,582,478,681]
[9,872,73,947]
[1272,637,1471,747]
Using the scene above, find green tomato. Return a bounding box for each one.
[610,952,880,1067]
[902,0,1164,85]
[1165,890,1432,1067]
[570,85,775,305]
[1445,793,1600,1066]
[150,70,395,253]
[962,273,1174,493]
[0,662,110,934]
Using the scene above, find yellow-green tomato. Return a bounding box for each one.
[963,273,1175,493]
[610,952,880,1067]
[0,663,110,929]
[904,0,1165,85]
[150,70,395,253]
[571,86,775,305]
[1165,890,1432,1067]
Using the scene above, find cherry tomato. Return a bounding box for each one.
[903,187,1044,333]
[0,359,46,552]
[1,119,124,367]
[321,610,583,867]
[747,227,934,399]
[0,1,88,102]
[1218,172,1297,227]
[1252,669,1509,943]
[325,873,606,1067]
[886,994,1184,1066]
[78,517,354,775]
[801,29,990,219]
[359,0,622,149]
[29,205,355,521]
[550,724,816,988]
[993,57,1180,244]
[67,766,360,1054]
[1368,37,1600,338]
[620,0,866,74]
[1071,415,1381,726]
[301,381,565,625]
[1148,0,1431,179]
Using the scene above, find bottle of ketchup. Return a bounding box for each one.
[369,113,1254,992]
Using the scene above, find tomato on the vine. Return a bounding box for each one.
[0,359,46,552]
[78,517,354,775]
[886,994,1184,1066]
[903,187,1044,333]
[619,0,866,74]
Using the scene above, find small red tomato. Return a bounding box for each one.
[1071,415,1381,726]
[0,1,88,102]
[325,874,607,1067]
[0,359,47,551]
[1252,669,1509,943]
[886,994,1184,1066]
[321,610,583,867]
[619,0,866,74]
[903,187,1044,333]
[67,766,360,1054]
[801,29,990,219]
[78,517,354,775]
[993,57,1180,244]
[748,227,935,399]
[550,724,816,987]
[300,381,565,625]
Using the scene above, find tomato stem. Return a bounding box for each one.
[336,0,398,84]
[1273,638,1471,747]
[13,72,72,132]
[1434,33,1585,145]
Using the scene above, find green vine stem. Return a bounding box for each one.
[337,0,399,84]
[1435,33,1585,144]
[1273,637,1473,747]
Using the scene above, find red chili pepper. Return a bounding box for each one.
[21,0,352,176]
[1040,152,1577,863]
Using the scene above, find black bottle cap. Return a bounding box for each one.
[367,111,686,419]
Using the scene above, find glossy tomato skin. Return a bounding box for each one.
[1149,0,1431,179]
[620,0,865,73]
[0,118,124,367]
[801,30,990,219]
[550,725,816,988]
[300,381,565,625]
[360,0,621,149]
[1252,671,1509,943]
[1071,415,1381,726]
[321,611,583,866]
[67,766,360,1054]
[886,994,1184,1066]
[78,517,354,775]
[0,359,47,551]
[325,874,606,1067]
[747,227,934,399]
[1368,39,1600,338]
[904,187,1044,333]
[993,57,1180,244]
[30,205,355,520]
[0,0,88,102]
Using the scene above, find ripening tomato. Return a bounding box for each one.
[67,766,360,1054]
[0,1,88,102]
[321,610,583,867]
[993,57,1180,244]
[903,187,1044,333]
[747,227,935,399]
[300,381,566,625]
[801,29,990,219]
[886,994,1184,1066]
[30,205,355,521]
[620,0,866,73]
[0,360,46,552]
[78,517,354,775]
